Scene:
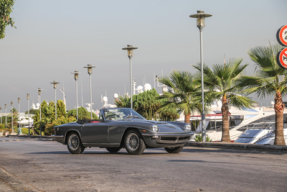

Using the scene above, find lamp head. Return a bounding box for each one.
[5,104,6,108]
[18,97,20,103]
[51,81,60,89]
[189,10,212,30]
[84,64,95,75]
[27,93,30,100]
[122,45,138,58]
[11,101,13,106]
[73,71,79,80]
[38,88,41,95]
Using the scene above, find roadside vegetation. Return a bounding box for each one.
[0,108,18,134]
[115,89,179,121]
[238,44,286,145]
[193,59,256,142]
[31,100,98,136]
[0,0,16,39]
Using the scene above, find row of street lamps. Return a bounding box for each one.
[0,10,211,141]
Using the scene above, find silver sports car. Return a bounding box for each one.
[53,108,193,155]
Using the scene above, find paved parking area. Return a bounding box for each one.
[0,137,287,192]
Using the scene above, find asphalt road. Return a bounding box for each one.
[0,137,287,192]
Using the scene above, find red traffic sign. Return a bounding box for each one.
[277,47,287,69]
[277,25,287,46]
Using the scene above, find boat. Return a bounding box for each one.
[255,128,287,145]
[234,122,274,144]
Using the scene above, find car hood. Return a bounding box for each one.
[146,120,185,133]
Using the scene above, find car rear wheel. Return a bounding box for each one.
[67,133,85,154]
[106,147,121,154]
[164,146,184,153]
[124,130,146,155]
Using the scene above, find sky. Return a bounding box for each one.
[0,0,287,112]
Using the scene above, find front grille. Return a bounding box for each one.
[161,137,177,141]
[179,136,190,140]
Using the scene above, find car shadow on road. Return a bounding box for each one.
[26,149,169,155]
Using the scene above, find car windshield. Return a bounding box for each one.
[103,108,145,121]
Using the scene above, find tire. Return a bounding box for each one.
[67,133,85,154]
[106,147,121,154]
[124,130,146,155]
[164,146,184,153]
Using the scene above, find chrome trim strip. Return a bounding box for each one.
[142,133,193,137]
[52,135,64,138]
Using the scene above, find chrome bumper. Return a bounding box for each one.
[142,132,193,145]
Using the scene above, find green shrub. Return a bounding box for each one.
[21,128,32,135]
[194,134,212,142]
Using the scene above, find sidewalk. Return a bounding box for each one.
[186,141,287,152]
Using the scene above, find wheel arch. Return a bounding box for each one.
[64,130,82,144]
[120,127,146,148]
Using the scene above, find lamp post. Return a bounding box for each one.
[5,104,7,129]
[27,93,30,135]
[84,64,95,119]
[38,88,42,120]
[122,45,138,109]
[38,88,42,137]
[51,81,60,120]
[190,10,212,142]
[11,101,14,133]
[18,97,21,135]
[72,71,79,120]
[0,107,2,125]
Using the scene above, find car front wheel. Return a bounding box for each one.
[124,130,146,155]
[164,146,184,153]
[67,133,85,154]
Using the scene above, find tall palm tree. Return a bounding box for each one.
[158,71,210,124]
[193,59,256,142]
[239,44,286,145]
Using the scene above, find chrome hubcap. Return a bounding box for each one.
[68,135,79,150]
[126,133,139,151]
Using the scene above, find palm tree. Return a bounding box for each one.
[193,59,256,142]
[158,71,209,124]
[239,44,286,145]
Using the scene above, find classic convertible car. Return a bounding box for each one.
[53,108,193,155]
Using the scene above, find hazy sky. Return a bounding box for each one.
[0,0,286,112]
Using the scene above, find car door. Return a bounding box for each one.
[81,114,109,144]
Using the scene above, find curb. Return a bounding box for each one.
[185,142,287,152]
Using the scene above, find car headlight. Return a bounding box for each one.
[151,124,159,132]
[184,124,191,132]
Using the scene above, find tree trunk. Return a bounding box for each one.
[221,95,231,142]
[184,113,191,124]
[274,91,286,145]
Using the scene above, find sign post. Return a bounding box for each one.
[276,25,287,68]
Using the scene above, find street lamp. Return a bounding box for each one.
[38,88,42,121]
[18,97,21,135]
[51,81,60,120]
[0,106,2,125]
[84,64,95,119]
[5,104,7,129]
[27,93,30,135]
[190,10,212,142]
[11,101,14,133]
[72,71,79,120]
[122,45,138,109]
